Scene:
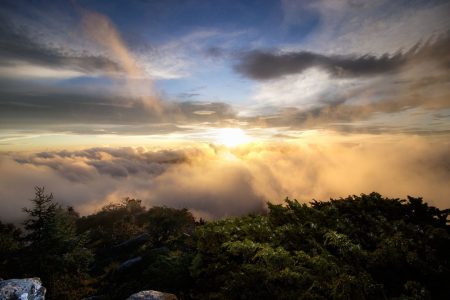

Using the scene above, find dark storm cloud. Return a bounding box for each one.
[0,14,121,74]
[235,32,450,80]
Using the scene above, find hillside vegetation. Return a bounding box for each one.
[1,188,449,299]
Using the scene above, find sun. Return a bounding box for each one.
[214,128,250,147]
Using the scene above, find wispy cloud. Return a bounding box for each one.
[0,14,121,76]
[282,0,450,54]
[80,9,162,112]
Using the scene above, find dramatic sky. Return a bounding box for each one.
[1,0,449,221]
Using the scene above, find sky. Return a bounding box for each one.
[0,0,449,221]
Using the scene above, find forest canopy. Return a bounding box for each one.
[1,188,449,299]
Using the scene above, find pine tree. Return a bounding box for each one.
[23,186,58,247]
[22,187,94,299]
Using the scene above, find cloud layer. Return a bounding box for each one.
[0,0,448,222]
[1,134,449,222]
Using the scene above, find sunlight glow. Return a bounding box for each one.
[214,128,250,147]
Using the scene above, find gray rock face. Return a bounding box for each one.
[127,290,177,300]
[0,278,46,300]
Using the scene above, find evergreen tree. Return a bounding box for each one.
[22,187,93,300]
[23,186,57,247]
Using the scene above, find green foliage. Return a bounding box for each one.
[0,221,22,257]
[77,197,147,251]
[0,221,23,277]
[1,190,449,300]
[141,206,196,247]
[191,193,450,299]
[20,187,94,299]
[77,204,197,299]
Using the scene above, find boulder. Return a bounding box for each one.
[117,256,142,273]
[127,290,177,300]
[0,278,46,300]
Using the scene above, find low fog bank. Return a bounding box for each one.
[0,134,449,222]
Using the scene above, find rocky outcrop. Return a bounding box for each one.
[117,256,143,273]
[127,290,177,300]
[0,278,46,300]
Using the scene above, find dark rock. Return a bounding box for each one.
[82,296,104,300]
[113,233,151,251]
[92,233,151,273]
[0,278,46,300]
[117,256,142,272]
[127,290,177,300]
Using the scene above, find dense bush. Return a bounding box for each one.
[191,193,449,299]
[0,189,448,299]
